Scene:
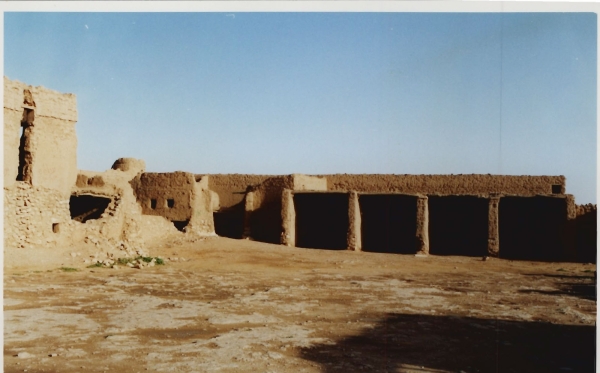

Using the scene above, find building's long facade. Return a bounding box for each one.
[4,77,596,263]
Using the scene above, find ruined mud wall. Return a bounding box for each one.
[4,77,79,250]
[188,176,217,235]
[131,172,197,222]
[243,175,327,244]
[323,174,565,196]
[4,183,71,249]
[131,171,216,235]
[4,77,78,194]
[70,159,147,254]
[206,174,272,209]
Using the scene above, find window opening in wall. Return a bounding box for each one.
[70,195,111,223]
[167,199,175,208]
[552,185,562,194]
[150,199,157,209]
[173,220,189,232]
[52,223,60,233]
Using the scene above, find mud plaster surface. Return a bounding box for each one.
[4,237,596,373]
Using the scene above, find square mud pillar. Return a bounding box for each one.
[488,196,500,257]
[416,196,429,254]
[281,189,295,246]
[347,191,362,251]
[242,191,255,239]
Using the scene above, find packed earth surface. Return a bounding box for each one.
[4,235,597,373]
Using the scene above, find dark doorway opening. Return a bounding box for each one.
[70,195,111,223]
[173,220,190,232]
[499,197,567,261]
[360,194,418,254]
[249,202,283,244]
[428,196,489,257]
[576,210,597,264]
[213,202,245,239]
[294,193,349,250]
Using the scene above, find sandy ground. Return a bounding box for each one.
[4,235,597,373]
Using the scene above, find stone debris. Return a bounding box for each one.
[16,352,33,359]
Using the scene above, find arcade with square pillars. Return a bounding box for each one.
[281,191,572,261]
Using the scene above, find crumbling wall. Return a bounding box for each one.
[245,176,293,243]
[325,174,565,196]
[131,171,216,235]
[207,174,271,209]
[4,183,71,249]
[131,172,196,222]
[4,77,79,251]
[244,174,327,243]
[187,175,217,235]
[69,158,147,254]
[207,174,270,239]
[4,77,78,194]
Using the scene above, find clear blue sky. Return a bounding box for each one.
[4,12,597,203]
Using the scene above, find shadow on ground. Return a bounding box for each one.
[299,313,595,373]
[521,273,597,301]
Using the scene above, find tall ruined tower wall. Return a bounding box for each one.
[4,77,78,195]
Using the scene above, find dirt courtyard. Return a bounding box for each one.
[4,235,596,373]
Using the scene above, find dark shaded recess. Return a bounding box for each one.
[359,194,418,254]
[294,193,349,250]
[299,313,595,373]
[213,202,245,239]
[576,210,597,263]
[173,220,189,232]
[499,197,567,261]
[16,124,29,182]
[428,196,489,257]
[70,195,111,223]
[249,202,282,244]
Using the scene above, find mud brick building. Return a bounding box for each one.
[3,77,596,262]
[209,174,592,262]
